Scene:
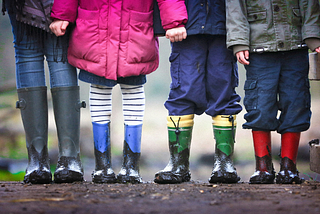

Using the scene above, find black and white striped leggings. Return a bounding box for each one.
[89,84,145,125]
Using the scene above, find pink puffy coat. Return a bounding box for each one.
[51,0,188,80]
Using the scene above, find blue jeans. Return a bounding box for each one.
[243,49,311,134]
[165,35,242,116]
[8,13,77,89]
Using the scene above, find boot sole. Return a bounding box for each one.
[24,170,52,184]
[154,171,191,184]
[54,170,84,183]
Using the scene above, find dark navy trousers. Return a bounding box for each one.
[243,49,311,134]
[165,35,242,117]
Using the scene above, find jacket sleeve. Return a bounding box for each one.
[157,0,188,30]
[51,0,79,23]
[226,0,250,50]
[300,0,320,41]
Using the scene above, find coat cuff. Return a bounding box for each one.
[304,38,320,51]
[232,45,250,55]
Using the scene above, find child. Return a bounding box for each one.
[2,0,85,184]
[50,0,188,183]
[154,0,243,184]
[226,0,320,184]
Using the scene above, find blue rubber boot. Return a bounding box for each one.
[117,124,143,184]
[91,122,116,183]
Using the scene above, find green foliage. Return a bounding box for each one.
[0,169,25,181]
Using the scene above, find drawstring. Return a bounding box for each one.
[228,115,235,143]
[170,117,181,147]
[170,117,181,136]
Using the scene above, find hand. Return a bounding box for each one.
[165,27,187,43]
[49,20,70,36]
[315,47,320,53]
[236,50,250,65]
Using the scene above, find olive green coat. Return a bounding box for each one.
[226,0,320,53]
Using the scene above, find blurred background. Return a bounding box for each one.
[1,8,320,183]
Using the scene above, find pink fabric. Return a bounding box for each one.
[51,0,187,80]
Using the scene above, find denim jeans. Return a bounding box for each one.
[8,13,78,89]
[243,49,311,134]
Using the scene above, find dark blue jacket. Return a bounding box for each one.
[154,0,226,36]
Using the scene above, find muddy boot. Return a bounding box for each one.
[276,132,302,184]
[154,115,193,184]
[91,122,116,183]
[51,86,86,183]
[16,86,52,184]
[209,115,240,183]
[249,131,275,184]
[117,124,143,184]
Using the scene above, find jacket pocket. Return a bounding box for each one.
[243,80,258,110]
[127,10,157,63]
[68,7,101,63]
[247,10,268,45]
[247,10,267,22]
[292,8,302,26]
[169,53,180,89]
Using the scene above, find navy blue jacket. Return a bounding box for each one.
[154,0,226,36]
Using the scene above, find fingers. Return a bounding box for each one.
[165,27,187,43]
[236,50,250,65]
[61,21,69,31]
[315,47,320,53]
[49,20,69,37]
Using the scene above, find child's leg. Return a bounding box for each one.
[242,52,281,183]
[205,35,242,183]
[90,84,116,183]
[158,35,207,183]
[16,87,52,184]
[52,86,85,183]
[117,84,145,184]
[276,49,309,184]
[276,132,301,184]
[209,115,240,183]
[90,84,112,124]
[249,131,275,184]
[154,115,194,184]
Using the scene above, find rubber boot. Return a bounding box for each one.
[154,115,193,184]
[91,122,116,183]
[276,132,302,184]
[249,131,275,184]
[209,115,240,183]
[117,124,143,184]
[16,86,52,184]
[51,86,86,183]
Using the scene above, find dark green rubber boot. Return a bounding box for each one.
[16,86,52,184]
[51,86,86,183]
[209,115,240,183]
[154,115,193,184]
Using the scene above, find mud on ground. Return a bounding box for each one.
[0,180,319,214]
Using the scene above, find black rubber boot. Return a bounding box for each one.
[249,156,275,184]
[91,122,116,183]
[51,86,86,183]
[249,131,275,184]
[154,115,193,184]
[117,124,143,184]
[16,86,52,184]
[276,157,302,184]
